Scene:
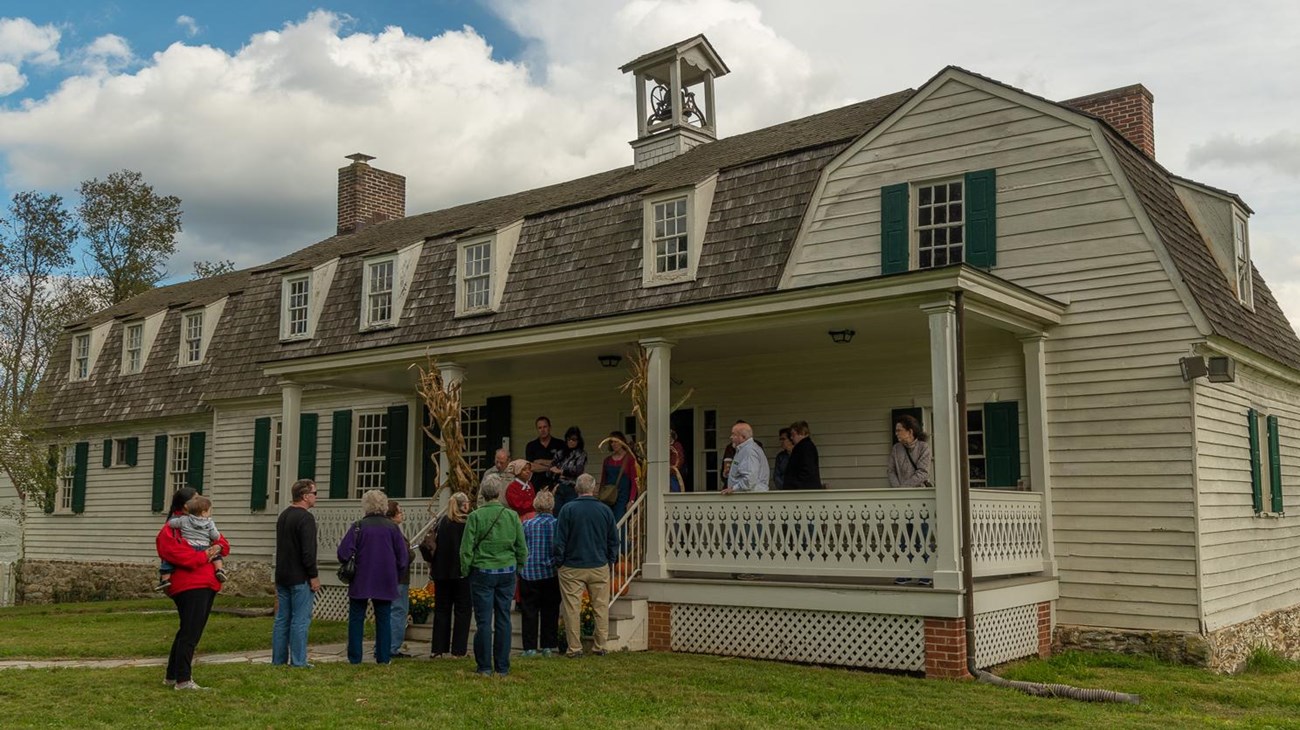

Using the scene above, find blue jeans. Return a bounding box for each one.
[470,570,515,674]
[271,582,315,666]
[347,598,392,664]
[390,583,409,654]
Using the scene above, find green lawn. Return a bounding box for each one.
[1,601,1300,728]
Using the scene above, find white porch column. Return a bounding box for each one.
[922,299,963,591]
[437,362,467,489]
[279,380,302,509]
[1021,334,1058,577]
[640,338,674,580]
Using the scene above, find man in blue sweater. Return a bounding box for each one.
[554,473,619,657]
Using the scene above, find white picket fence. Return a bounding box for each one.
[0,561,15,606]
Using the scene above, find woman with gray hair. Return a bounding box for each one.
[336,489,410,664]
[460,476,527,677]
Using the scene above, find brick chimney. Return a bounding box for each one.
[336,153,405,235]
[1061,84,1155,158]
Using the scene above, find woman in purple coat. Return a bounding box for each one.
[337,489,410,664]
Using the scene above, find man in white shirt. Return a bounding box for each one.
[721,421,769,494]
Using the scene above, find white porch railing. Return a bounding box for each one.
[610,494,646,607]
[970,490,1044,578]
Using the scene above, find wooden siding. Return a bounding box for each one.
[782,77,1204,632]
[1196,367,1300,630]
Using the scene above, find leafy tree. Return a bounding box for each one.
[78,170,183,305]
[192,258,235,279]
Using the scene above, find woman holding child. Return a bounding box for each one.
[155,487,230,691]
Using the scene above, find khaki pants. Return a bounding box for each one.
[558,565,610,653]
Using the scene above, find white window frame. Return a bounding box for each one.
[966,408,987,489]
[352,410,388,497]
[107,438,131,469]
[169,433,190,492]
[281,275,311,340]
[652,196,689,276]
[181,311,204,365]
[55,445,75,514]
[123,322,144,375]
[913,178,965,270]
[71,333,91,380]
[270,418,283,509]
[457,239,494,315]
[461,404,487,463]
[1233,211,1253,309]
[641,178,715,288]
[361,257,396,329]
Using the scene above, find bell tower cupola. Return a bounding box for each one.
[620,34,729,169]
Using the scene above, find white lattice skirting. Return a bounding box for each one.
[314,585,376,622]
[974,605,1039,668]
[670,604,925,671]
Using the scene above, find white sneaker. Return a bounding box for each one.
[163,679,176,687]
[174,681,207,690]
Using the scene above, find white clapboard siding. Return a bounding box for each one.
[1195,368,1300,630]
[782,76,1204,632]
[0,487,19,562]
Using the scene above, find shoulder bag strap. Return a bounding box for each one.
[470,506,507,555]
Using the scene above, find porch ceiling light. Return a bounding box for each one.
[828,329,856,344]
[598,354,623,368]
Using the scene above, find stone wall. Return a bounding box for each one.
[17,559,274,604]
[1207,604,1300,673]
[1054,625,1212,666]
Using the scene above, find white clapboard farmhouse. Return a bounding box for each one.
[12,36,1300,675]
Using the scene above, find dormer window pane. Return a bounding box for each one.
[653,197,688,273]
[125,323,143,374]
[916,179,964,270]
[368,260,394,324]
[463,241,491,310]
[287,277,310,336]
[73,334,90,379]
[1234,215,1253,306]
[184,312,203,363]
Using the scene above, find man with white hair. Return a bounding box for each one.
[721,421,769,494]
[481,448,510,490]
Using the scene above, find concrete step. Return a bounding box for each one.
[404,596,648,652]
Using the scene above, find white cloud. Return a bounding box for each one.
[1189,133,1300,178]
[0,63,24,96]
[81,34,133,71]
[176,15,200,38]
[0,17,60,65]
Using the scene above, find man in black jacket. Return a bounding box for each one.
[272,479,320,667]
[784,421,823,489]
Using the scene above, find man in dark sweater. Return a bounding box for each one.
[784,421,824,489]
[272,479,319,667]
[554,474,618,657]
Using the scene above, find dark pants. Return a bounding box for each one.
[347,598,392,664]
[432,578,472,656]
[469,570,515,674]
[166,588,216,683]
[519,575,561,651]
[554,482,577,515]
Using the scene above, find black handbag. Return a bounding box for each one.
[336,522,361,584]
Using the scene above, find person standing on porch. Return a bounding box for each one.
[481,448,510,490]
[519,491,561,657]
[526,416,565,492]
[888,415,932,488]
[272,479,320,669]
[336,490,409,665]
[427,491,472,659]
[721,422,769,493]
[505,460,537,519]
[602,431,638,521]
[550,426,588,514]
[554,474,618,658]
[773,428,793,489]
[784,421,823,489]
[460,477,527,677]
[669,429,687,493]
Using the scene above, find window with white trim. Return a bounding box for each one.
[1233,214,1253,308]
[270,418,282,508]
[183,311,203,364]
[916,179,964,269]
[109,439,130,468]
[72,333,90,380]
[966,409,987,489]
[57,445,75,513]
[353,411,388,496]
[364,259,395,327]
[124,323,143,374]
[461,241,492,312]
[283,275,310,339]
[461,404,486,462]
[169,433,190,492]
[652,197,689,274]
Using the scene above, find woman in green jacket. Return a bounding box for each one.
[460,473,528,676]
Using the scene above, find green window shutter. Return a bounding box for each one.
[251,417,272,512]
[72,442,89,513]
[880,183,910,275]
[187,431,206,494]
[298,412,319,481]
[983,401,1021,488]
[44,445,57,514]
[329,410,352,499]
[102,439,113,468]
[1268,415,1284,513]
[483,395,512,476]
[385,405,409,498]
[964,169,997,268]
[125,437,138,467]
[420,404,439,498]
[152,435,169,512]
[1248,410,1263,513]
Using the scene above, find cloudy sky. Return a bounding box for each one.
[0,1,1297,324]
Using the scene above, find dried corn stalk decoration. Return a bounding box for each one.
[608,345,692,485]
[411,358,478,508]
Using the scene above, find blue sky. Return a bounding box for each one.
[0,1,1297,322]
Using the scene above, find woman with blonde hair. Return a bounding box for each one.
[336,489,409,664]
[426,491,473,658]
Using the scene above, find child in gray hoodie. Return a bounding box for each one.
[157,494,227,590]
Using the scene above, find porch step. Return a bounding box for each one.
[402,596,648,653]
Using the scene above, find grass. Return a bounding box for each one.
[2,602,1300,728]
[0,597,349,658]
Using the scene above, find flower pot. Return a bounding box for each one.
[406,622,432,643]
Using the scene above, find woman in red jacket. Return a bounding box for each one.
[504,460,536,519]
[156,486,230,690]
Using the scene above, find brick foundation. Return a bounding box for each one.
[1037,601,1052,658]
[647,601,672,652]
[923,617,969,678]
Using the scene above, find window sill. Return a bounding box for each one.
[642,273,697,288]
[359,323,397,333]
[454,308,497,320]
[279,334,312,344]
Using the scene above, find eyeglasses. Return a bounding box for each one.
[306,491,318,496]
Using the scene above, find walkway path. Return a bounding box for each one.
[0,643,374,670]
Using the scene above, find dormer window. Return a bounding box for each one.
[641,179,715,287]
[460,239,492,312]
[1234,213,1253,308]
[916,180,964,269]
[123,322,143,374]
[364,258,395,328]
[282,275,310,339]
[653,198,689,274]
[182,311,204,365]
[72,333,90,380]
